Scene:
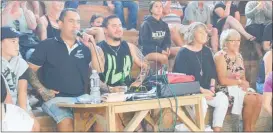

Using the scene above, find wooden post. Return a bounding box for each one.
[106,106,116,131]
[195,97,205,131]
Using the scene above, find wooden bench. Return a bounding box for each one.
[33,110,57,131]
[78,5,113,29]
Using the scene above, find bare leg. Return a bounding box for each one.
[57,118,74,132]
[170,47,181,57]
[250,94,262,131]
[242,94,256,131]
[222,16,255,40]
[145,53,169,65]
[210,28,219,53]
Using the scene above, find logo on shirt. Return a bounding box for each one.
[74,50,84,59]
[152,31,166,40]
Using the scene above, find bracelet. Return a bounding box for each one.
[210,85,215,87]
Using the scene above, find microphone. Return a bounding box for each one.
[74,30,83,38]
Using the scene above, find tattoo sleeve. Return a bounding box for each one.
[27,68,46,91]
[27,68,55,101]
[134,46,150,83]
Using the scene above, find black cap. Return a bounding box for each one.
[1,26,22,40]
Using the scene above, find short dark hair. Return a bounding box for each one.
[59,8,79,22]
[1,76,7,103]
[90,13,104,24]
[102,15,119,28]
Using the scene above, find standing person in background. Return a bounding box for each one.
[214,29,262,132]
[139,1,171,66]
[37,1,64,41]
[173,22,229,132]
[245,1,272,53]
[104,1,138,30]
[183,1,219,53]
[85,13,105,43]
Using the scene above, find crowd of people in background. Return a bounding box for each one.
[1,0,272,132]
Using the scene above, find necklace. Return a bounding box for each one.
[107,44,121,56]
[195,50,203,77]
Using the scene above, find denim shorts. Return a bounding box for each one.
[42,97,78,124]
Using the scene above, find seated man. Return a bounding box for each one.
[1,76,39,131]
[28,8,95,132]
[1,26,40,131]
[104,1,138,30]
[90,15,150,131]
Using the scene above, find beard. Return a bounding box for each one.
[113,37,121,41]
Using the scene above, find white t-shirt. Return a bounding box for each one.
[1,104,34,131]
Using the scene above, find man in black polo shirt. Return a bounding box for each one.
[28,8,95,131]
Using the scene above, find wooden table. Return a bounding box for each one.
[57,94,205,132]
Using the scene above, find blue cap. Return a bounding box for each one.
[1,26,22,40]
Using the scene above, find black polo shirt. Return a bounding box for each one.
[29,36,91,97]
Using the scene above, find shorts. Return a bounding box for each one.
[215,17,228,35]
[42,97,78,124]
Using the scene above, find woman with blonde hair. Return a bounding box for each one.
[173,22,229,132]
[214,29,262,131]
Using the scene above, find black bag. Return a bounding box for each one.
[19,33,39,60]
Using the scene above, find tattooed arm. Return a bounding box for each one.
[27,64,59,101]
[128,43,150,86]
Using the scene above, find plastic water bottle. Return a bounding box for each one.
[90,70,101,103]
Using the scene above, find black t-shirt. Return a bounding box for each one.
[173,46,217,90]
[98,40,133,87]
[212,2,239,26]
[29,36,91,97]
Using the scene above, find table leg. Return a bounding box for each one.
[171,106,200,131]
[106,106,116,131]
[74,109,85,131]
[124,110,149,131]
[144,114,159,132]
[195,97,205,131]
